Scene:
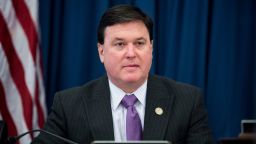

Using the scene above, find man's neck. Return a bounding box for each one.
[109,78,148,93]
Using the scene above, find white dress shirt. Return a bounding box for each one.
[109,80,147,142]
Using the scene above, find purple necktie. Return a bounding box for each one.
[121,94,142,140]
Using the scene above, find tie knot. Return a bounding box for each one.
[121,94,138,108]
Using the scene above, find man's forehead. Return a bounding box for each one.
[112,37,147,41]
[105,21,147,32]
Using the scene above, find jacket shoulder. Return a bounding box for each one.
[150,75,201,93]
[55,76,108,101]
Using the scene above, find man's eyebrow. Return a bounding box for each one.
[136,37,147,41]
[113,37,124,41]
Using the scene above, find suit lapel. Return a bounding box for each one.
[81,75,175,140]
[143,76,175,140]
[82,76,114,140]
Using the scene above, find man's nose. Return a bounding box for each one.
[126,43,136,58]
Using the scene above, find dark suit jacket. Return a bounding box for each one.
[32,75,213,144]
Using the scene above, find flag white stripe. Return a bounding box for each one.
[0,0,46,143]
[0,0,36,100]
[0,43,31,143]
[24,0,38,30]
[36,47,47,119]
[32,91,39,131]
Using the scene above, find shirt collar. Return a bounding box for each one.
[109,79,147,110]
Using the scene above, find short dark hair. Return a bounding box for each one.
[97,5,153,44]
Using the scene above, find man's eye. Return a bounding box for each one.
[135,41,145,46]
[114,42,125,47]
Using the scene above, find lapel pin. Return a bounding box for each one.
[155,107,163,115]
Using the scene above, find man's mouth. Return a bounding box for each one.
[123,64,139,68]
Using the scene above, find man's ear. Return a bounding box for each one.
[150,40,153,52]
[97,43,104,63]
[150,40,153,45]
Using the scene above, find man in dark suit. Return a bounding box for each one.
[32,4,213,144]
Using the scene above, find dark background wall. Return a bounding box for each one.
[39,0,256,141]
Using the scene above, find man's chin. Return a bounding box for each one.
[122,79,139,83]
[121,76,145,84]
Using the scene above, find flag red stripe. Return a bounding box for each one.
[35,75,45,128]
[0,81,19,139]
[12,0,38,62]
[0,12,33,132]
[11,0,46,129]
[37,47,47,128]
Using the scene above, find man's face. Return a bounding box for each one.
[98,21,153,91]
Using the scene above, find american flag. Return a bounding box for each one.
[0,0,47,143]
